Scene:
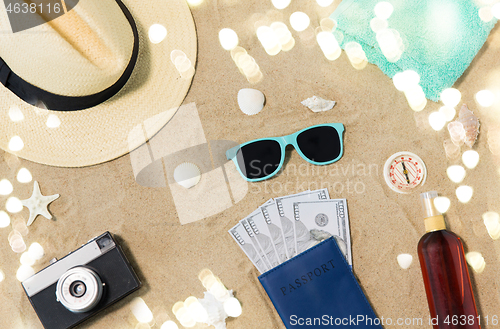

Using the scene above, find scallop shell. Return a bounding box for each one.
[443,139,461,160]
[447,121,465,146]
[457,103,480,148]
[237,88,265,115]
[301,96,336,112]
[173,162,201,189]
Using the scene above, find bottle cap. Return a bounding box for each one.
[421,191,441,218]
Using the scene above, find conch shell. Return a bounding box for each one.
[456,104,480,148]
[301,96,336,112]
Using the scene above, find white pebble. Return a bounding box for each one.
[397,254,413,269]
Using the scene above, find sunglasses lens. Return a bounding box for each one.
[236,140,282,179]
[296,126,341,163]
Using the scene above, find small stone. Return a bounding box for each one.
[397,253,413,269]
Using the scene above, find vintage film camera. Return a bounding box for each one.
[21,232,141,329]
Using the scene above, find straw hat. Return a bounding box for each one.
[0,0,197,167]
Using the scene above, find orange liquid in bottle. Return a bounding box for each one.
[418,192,480,329]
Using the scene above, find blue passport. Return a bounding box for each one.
[258,237,382,328]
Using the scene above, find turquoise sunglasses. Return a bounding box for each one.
[226,123,345,182]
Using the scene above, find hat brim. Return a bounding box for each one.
[0,0,197,167]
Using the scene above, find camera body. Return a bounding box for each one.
[22,232,141,329]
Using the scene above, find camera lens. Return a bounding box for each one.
[69,281,87,298]
[56,267,103,313]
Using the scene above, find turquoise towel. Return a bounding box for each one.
[331,0,497,101]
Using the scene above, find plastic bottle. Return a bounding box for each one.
[417,191,480,329]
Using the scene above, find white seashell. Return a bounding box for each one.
[457,104,480,148]
[198,291,228,328]
[397,253,413,269]
[237,88,265,115]
[174,163,201,188]
[447,121,465,146]
[443,139,461,160]
[301,96,336,112]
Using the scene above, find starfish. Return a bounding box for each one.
[21,181,60,226]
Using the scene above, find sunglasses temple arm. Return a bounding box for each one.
[226,146,239,160]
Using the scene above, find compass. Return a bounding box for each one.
[383,152,427,194]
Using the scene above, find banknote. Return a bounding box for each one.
[240,216,273,269]
[275,189,330,258]
[293,199,352,266]
[245,210,282,267]
[228,220,270,274]
[259,201,288,263]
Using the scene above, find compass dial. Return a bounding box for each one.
[383,152,427,194]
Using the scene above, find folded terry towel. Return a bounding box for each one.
[331,0,497,101]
